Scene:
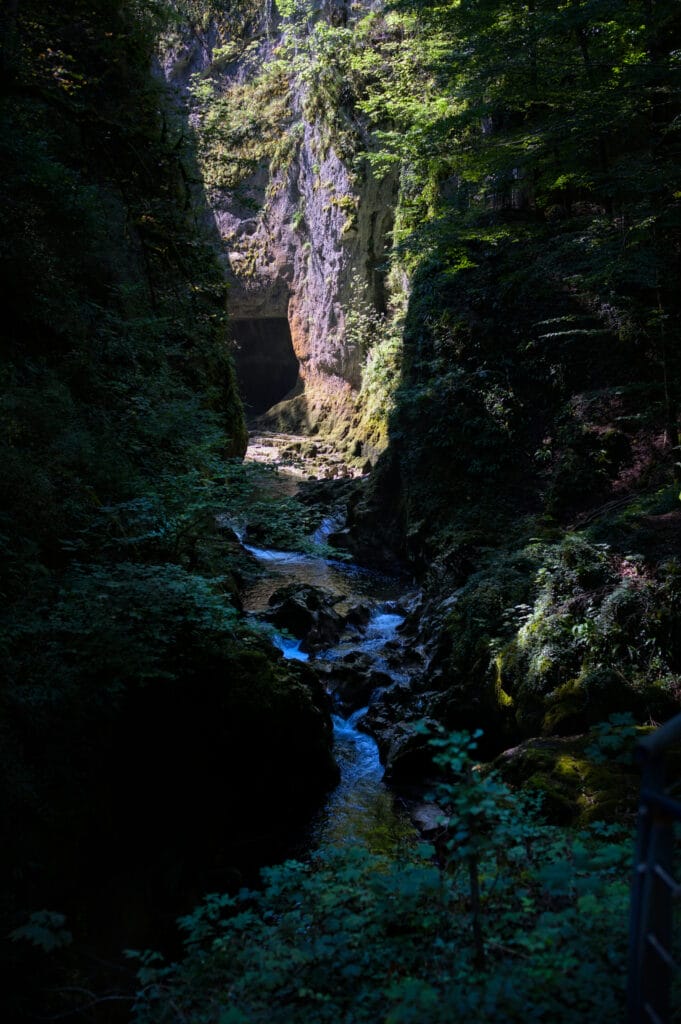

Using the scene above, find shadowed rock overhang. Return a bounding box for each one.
[231,318,300,417]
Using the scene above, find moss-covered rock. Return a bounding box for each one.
[265,582,345,651]
[493,732,641,826]
[427,536,681,748]
[359,530,681,794]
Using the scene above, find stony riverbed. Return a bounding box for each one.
[239,431,437,855]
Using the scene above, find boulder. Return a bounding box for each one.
[409,801,446,837]
[493,734,640,825]
[345,603,372,629]
[265,583,345,652]
[382,720,440,786]
[316,655,392,714]
[359,684,421,758]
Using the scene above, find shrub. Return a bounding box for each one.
[129,730,631,1024]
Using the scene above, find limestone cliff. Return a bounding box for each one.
[160,1,400,447]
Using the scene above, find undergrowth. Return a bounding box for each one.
[128,729,632,1023]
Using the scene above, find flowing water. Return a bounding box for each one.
[307,606,416,854]
[241,540,406,615]
[240,443,418,856]
[309,708,413,854]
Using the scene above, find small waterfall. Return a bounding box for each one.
[320,605,409,684]
[236,445,418,855]
[310,707,413,854]
[272,634,309,661]
[273,601,413,853]
[311,513,344,545]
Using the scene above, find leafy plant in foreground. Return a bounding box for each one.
[129,729,632,1024]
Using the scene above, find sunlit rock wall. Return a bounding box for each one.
[160,1,397,431]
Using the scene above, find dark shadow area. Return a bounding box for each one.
[232,317,300,416]
[0,4,336,1020]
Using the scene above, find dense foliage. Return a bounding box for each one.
[1,2,336,1017]
[347,0,679,524]
[4,0,681,1018]
[345,0,681,468]
[343,0,681,770]
[130,731,632,1023]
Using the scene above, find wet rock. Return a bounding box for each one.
[399,600,424,638]
[344,603,371,629]
[409,802,445,837]
[305,616,346,652]
[327,527,353,550]
[264,583,345,652]
[315,652,392,714]
[338,651,374,668]
[382,720,440,785]
[359,683,418,754]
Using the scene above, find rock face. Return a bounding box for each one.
[315,652,391,715]
[265,583,346,652]
[161,5,398,432]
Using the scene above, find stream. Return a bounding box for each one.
[238,435,418,856]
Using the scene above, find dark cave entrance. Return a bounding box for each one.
[231,318,300,417]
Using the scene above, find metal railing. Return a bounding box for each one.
[628,713,681,1023]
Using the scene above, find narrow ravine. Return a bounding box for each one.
[236,433,418,857]
[308,605,417,855]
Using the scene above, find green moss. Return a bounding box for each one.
[542,676,587,735]
[189,59,293,195]
[493,653,514,709]
[495,734,640,826]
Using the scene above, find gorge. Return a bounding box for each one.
[2,0,681,1021]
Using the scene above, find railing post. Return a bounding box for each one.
[629,757,655,1023]
[644,804,674,1023]
[628,714,681,1024]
